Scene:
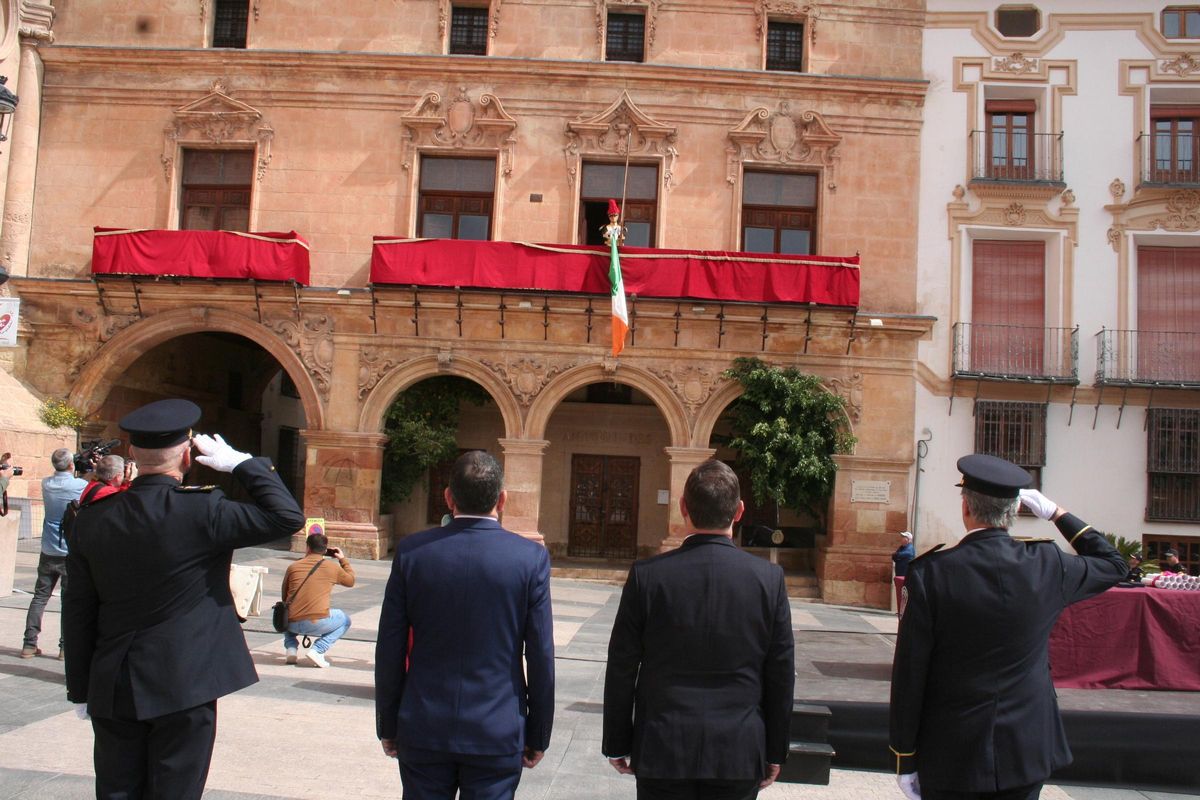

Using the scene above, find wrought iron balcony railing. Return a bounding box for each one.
[1137,132,1200,187]
[969,130,1064,183]
[1095,328,1200,387]
[952,322,1078,382]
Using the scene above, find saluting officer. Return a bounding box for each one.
[62,399,305,800]
[889,454,1127,800]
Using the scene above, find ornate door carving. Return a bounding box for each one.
[568,454,639,559]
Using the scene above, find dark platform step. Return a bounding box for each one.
[778,702,836,785]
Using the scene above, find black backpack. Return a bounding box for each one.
[60,482,107,550]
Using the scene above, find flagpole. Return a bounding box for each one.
[618,129,632,229]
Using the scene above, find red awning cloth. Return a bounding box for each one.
[370,238,859,307]
[92,228,311,286]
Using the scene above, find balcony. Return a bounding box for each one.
[969,130,1064,185]
[1095,329,1200,387]
[952,323,1078,383]
[1137,133,1200,188]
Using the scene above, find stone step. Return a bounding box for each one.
[778,741,836,785]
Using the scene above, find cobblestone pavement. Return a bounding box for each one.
[1,542,1196,799]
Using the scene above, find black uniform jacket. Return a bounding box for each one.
[602,534,795,780]
[63,458,304,719]
[889,514,1127,792]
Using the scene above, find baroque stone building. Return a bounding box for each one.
[0,0,928,607]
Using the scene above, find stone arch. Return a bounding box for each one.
[68,307,326,431]
[359,354,523,439]
[525,362,689,447]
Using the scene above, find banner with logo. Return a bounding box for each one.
[0,298,18,346]
[304,518,325,538]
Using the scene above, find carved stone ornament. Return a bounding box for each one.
[1150,190,1200,231]
[726,104,842,190]
[754,0,818,43]
[1109,178,1126,202]
[952,184,966,201]
[253,0,261,20]
[18,1,56,42]
[440,0,504,38]
[1060,189,1075,207]
[1107,225,1124,253]
[1161,54,1200,77]
[161,81,275,184]
[1003,202,1027,226]
[596,0,662,46]
[993,53,1039,74]
[264,315,334,402]
[647,364,723,417]
[358,347,403,401]
[823,372,863,425]
[400,87,519,177]
[480,357,576,407]
[564,91,679,190]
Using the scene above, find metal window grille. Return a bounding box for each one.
[766,22,804,71]
[1147,409,1200,522]
[212,0,248,48]
[449,6,489,55]
[974,401,1047,468]
[606,13,645,62]
[995,7,1039,37]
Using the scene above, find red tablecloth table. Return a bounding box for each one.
[1050,587,1200,691]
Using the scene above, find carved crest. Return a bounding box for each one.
[595,0,662,46]
[1151,190,1200,231]
[1161,53,1200,77]
[400,87,519,177]
[358,347,403,400]
[726,104,841,189]
[480,357,576,407]
[754,0,818,42]
[1003,203,1027,226]
[1109,178,1126,202]
[162,81,275,184]
[564,91,679,190]
[993,53,1038,74]
[648,364,723,418]
[264,315,334,402]
[823,372,863,425]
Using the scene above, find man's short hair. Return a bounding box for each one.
[306,532,329,553]
[94,455,125,484]
[683,460,741,530]
[448,450,503,515]
[51,448,74,472]
[963,487,1019,530]
[129,440,189,472]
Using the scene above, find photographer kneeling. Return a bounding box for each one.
[281,532,355,668]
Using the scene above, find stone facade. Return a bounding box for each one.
[0,0,930,607]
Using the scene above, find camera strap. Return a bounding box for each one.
[0,490,6,517]
[284,559,325,608]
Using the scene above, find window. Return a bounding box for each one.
[579,162,657,247]
[986,100,1035,180]
[417,157,496,240]
[449,6,489,55]
[995,5,1040,37]
[180,149,253,231]
[741,171,817,255]
[1146,409,1200,523]
[1136,247,1200,382]
[766,21,804,72]
[1142,537,1200,575]
[606,12,645,62]
[970,240,1045,374]
[1150,106,1200,183]
[974,401,1046,491]
[212,0,249,48]
[1163,6,1200,38]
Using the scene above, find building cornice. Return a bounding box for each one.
[925,11,1197,59]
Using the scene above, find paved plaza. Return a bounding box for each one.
[1,540,1197,800]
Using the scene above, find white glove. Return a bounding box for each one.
[74,703,90,721]
[1018,488,1058,520]
[193,434,252,473]
[897,772,921,800]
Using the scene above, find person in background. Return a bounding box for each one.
[281,531,355,668]
[1125,552,1145,583]
[82,455,135,503]
[892,531,916,577]
[21,448,87,659]
[1160,549,1186,574]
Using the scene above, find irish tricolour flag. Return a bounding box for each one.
[608,232,628,357]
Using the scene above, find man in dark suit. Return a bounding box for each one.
[889,454,1128,800]
[602,459,795,800]
[63,399,305,800]
[375,450,555,800]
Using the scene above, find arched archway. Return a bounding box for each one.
[68,307,325,432]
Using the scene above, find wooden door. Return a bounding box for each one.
[568,454,639,559]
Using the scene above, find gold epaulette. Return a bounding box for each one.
[174,485,217,493]
[1014,537,1055,544]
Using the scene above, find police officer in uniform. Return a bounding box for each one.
[63,399,305,799]
[889,454,1127,800]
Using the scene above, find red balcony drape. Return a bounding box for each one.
[92,228,311,285]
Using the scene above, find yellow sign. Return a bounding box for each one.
[304,518,326,538]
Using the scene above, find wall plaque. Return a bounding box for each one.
[851,480,891,504]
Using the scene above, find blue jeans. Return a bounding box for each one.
[283,609,350,655]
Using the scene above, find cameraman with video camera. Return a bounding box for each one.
[21,448,87,659]
[280,530,355,668]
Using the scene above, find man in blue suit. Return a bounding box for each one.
[375,450,555,800]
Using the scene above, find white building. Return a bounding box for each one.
[916,2,1200,571]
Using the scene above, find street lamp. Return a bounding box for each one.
[0,76,19,144]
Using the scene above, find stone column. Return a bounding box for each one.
[817,454,913,609]
[0,34,46,275]
[300,430,389,559]
[498,437,549,546]
[658,446,716,552]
